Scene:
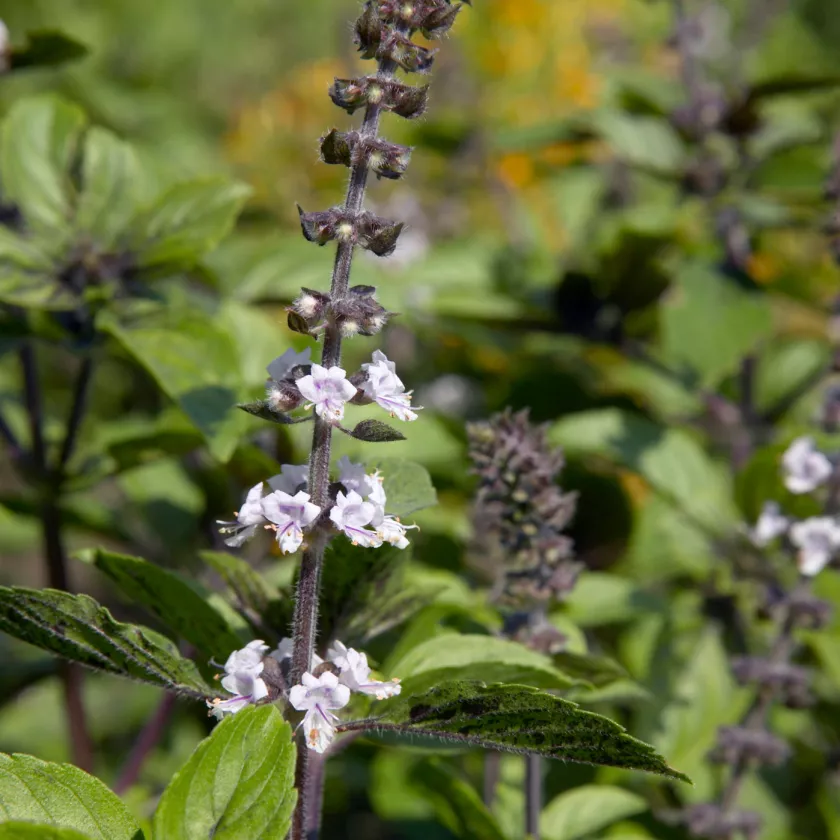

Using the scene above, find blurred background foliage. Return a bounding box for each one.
[1,0,840,838]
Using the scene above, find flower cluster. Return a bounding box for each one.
[264,346,420,423]
[747,436,840,576]
[217,455,416,553]
[467,409,578,610]
[207,638,400,754]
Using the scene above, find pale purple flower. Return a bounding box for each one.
[329,490,383,547]
[327,641,402,699]
[289,671,351,754]
[267,347,311,381]
[749,502,789,547]
[782,437,832,494]
[268,464,309,496]
[375,515,416,550]
[297,364,357,421]
[216,482,266,547]
[790,517,840,576]
[361,350,421,422]
[207,640,270,720]
[261,490,321,554]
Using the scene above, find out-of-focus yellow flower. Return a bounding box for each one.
[225,59,347,217]
[746,252,781,284]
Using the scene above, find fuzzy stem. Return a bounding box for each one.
[525,754,542,839]
[113,692,177,795]
[289,51,401,840]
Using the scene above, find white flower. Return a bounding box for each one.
[336,456,376,496]
[329,490,383,547]
[268,464,309,495]
[261,490,321,554]
[749,502,789,547]
[223,639,269,674]
[297,364,357,421]
[782,437,833,494]
[361,350,421,422]
[289,671,351,754]
[790,517,840,576]
[207,640,270,720]
[375,515,416,550]
[267,347,311,381]
[216,482,266,547]
[327,641,402,700]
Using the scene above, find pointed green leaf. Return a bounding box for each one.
[348,419,406,442]
[80,548,243,662]
[131,179,251,269]
[389,635,580,694]
[75,128,140,249]
[0,586,213,697]
[153,706,296,840]
[0,96,86,233]
[0,753,141,840]
[541,785,647,840]
[410,760,506,840]
[237,401,311,425]
[344,682,689,782]
[370,458,437,517]
[100,310,243,462]
[551,650,629,688]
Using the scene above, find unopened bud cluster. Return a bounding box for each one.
[467,409,578,611]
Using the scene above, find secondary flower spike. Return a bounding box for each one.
[297,364,358,421]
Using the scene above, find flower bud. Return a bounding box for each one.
[321,130,413,180]
[332,285,394,337]
[354,2,383,59]
[378,1,466,38]
[266,380,306,413]
[355,211,404,256]
[377,30,437,74]
[297,205,344,246]
[330,76,429,119]
[292,288,331,322]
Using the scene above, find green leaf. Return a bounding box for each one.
[345,682,689,781]
[551,650,629,688]
[0,823,94,840]
[0,586,213,697]
[1,95,85,233]
[319,540,425,647]
[79,548,243,662]
[10,31,88,71]
[550,408,737,531]
[153,705,296,840]
[659,264,773,390]
[199,551,291,641]
[410,760,506,840]
[369,458,437,517]
[589,112,685,174]
[347,419,406,443]
[100,310,243,462]
[75,128,141,249]
[541,785,647,840]
[0,752,141,840]
[389,635,581,695]
[131,179,251,269]
[0,270,77,311]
